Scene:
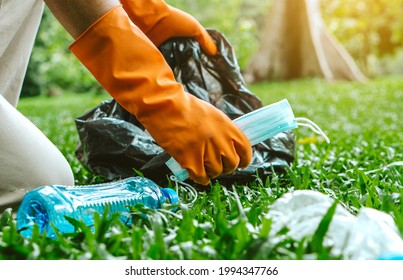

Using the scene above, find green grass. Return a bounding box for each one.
[1,76,402,260]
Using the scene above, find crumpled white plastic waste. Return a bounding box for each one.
[265,190,403,259]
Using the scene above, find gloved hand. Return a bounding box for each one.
[70,5,251,185]
[120,0,217,56]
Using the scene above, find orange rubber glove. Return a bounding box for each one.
[120,0,217,56]
[70,5,251,185]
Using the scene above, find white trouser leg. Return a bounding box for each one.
[0,0,44,107]
[0,0,75,210]
[0,96,75,210]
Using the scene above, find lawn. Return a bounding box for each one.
[1,76,402,260]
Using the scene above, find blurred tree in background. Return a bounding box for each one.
[244,0,367,83]
[21,0,403,97]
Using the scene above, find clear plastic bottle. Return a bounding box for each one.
[16,177,178,238]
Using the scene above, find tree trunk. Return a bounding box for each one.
[244,0,367,83]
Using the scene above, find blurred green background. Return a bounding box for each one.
[6,0,403,260]
[21,0,403,97]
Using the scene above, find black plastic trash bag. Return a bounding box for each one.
[75,30,296,186]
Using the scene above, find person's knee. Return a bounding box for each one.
[0,95,75,211]
[0,166,74,212]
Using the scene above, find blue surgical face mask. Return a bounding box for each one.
[166,99,330,182]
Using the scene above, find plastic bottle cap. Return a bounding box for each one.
[160,188,179,205]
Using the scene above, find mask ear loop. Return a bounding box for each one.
[295,117,330,144]
[158,176,198,218]
[169,175,198,207]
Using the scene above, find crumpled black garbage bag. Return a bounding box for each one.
[75,29,296,186]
